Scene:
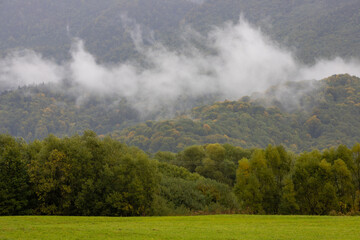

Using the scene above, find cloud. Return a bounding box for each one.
[0,51,63,90]
[0,17,359,115]
[298,57,360,80]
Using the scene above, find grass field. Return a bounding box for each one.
[1,215,360,240]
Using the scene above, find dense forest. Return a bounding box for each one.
[0,74,358,152]
[111,75,360,152]
[1,1,360,154]
[1,0,359,63]
[0,84,141,140]
[1,74,360,153]
[1,0,360,218]
[115,74,360,152]
[1,132,360,216]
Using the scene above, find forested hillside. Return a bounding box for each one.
[0,83,216,141]
[1,74,359,153]
[0,0,359,63]
[114,74,360,152]
[186,0,360,63]
[2,0,360,220]
[0,84,141,140]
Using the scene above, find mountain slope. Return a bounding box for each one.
[185,0,360,63]
[0,85,140,140]
[112,74,360,152]
[0,74,359,152]
[0,0,359,63]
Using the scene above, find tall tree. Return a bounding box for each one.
[0,135,31,215]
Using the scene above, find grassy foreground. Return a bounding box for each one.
[1,215,360,240]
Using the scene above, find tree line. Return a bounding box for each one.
[0,132,236,216]
[1,132,360,216]
[155,142,360,215]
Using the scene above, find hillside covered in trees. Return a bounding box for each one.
[1,1,360,155]
[2,0,360,221]
[1,74,360,153]
[1,132,360,216]
[0,84,141,141]
[114,74,360,152]
[0,0,359,63]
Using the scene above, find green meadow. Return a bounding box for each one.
[1,215,360,240]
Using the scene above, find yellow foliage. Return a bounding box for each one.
[209,105,219,110]
[128,131,135,138]
[226,105,234,111]
[203,124,211,132]
[171,129,180,137]
[177,143,184,149]
[42,107,53,113]
[290,144,297,150]
[237,158,250,177]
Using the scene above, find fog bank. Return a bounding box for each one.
[1,18,359,114]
